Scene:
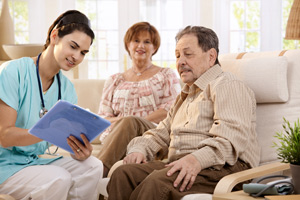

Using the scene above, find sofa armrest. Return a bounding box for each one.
[213,162,290,195]
[108,160,124,178]
[107,161,290,194]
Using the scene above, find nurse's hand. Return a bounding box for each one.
[67,134,93,161]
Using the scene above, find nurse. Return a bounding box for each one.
[0,10,103,199]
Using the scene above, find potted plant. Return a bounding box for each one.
[273,117,300,194]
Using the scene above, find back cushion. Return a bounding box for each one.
[71,79,106,114]
[220,56,288,103]
[219,50,300,165]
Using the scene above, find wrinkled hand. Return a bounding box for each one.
[166,154,202,192]
[123,152,147,164]
[67,134,93,161]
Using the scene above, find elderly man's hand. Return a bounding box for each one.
[166,154,202,192]
[123,152,147,164]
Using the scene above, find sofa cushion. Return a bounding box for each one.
[71,79,106,114]
[220,56,288,103]
[71,79,106,145]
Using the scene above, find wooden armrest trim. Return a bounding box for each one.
[107,160,124,178]
[213,162,290,195]
[236,52,247,59]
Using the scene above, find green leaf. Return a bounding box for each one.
[273,117,300,165]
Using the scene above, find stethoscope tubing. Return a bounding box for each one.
[35,53,61,155]
[35,53,61,116]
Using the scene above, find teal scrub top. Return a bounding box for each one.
[0,57,78,184]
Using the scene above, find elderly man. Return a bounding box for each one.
[107,26,260,199]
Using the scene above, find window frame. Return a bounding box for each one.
[4,0,298,78]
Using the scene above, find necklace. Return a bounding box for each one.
[132,64,153,76]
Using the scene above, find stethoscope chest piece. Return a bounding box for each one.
[39,107,48,118]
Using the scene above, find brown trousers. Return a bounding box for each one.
[97,116,156,169]
[107,159,250,200]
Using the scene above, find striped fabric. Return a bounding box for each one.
[128,65,260,169]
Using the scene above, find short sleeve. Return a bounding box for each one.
[0,61,21,111]
[98,74,121,117]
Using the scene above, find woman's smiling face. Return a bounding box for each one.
[53,30,92,71]
[127,31,156,62]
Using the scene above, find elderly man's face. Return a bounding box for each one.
[175,34,215,86]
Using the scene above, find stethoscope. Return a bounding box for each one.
[36,53,61,118]
[35,53,61,155]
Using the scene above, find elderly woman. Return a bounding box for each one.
[97,22,181,177]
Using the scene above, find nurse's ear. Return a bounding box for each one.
[50,29,59,45]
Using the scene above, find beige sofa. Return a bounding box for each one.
[1,49,300,199]
[98,49,299,199]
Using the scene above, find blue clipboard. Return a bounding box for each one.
[29,100,111,154]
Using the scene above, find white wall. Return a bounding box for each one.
[28,0,75,44]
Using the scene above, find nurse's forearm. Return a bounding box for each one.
[0,127,42,148]
[0,99,43,147]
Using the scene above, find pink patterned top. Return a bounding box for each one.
[98,67,181,141]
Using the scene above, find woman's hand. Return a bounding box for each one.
[144,108,167,124]
[105,116,121,123]
[67,134,93,161]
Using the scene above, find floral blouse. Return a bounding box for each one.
[98,67,181,141]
